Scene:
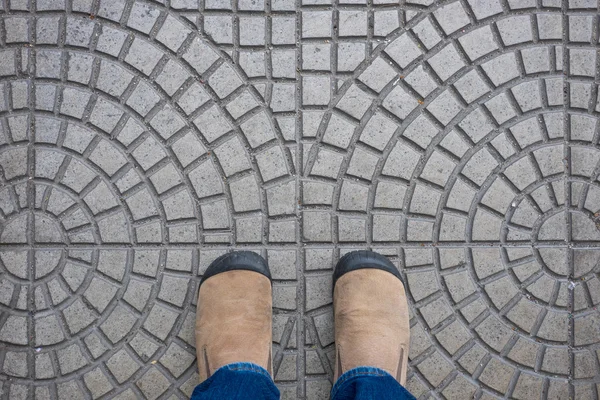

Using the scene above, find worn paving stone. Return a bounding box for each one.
[0,1,599,399]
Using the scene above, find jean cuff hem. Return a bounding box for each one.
[331,366,394,398]
[217,362,272,380]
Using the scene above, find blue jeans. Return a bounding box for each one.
[190,362,416,400]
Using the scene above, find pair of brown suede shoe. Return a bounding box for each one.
[195,250,410,385]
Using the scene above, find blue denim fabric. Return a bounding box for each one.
[190,363,415,400]
[190,363,280,400]
[330,366,417,400]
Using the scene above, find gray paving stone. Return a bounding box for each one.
[427,43,466,81]
[338,215,366,242]
[459,26,498,61]
[83,367,113,399]
[61,87,91,118]
[467,0,503,19]
[382,139,420,179]
[265,250,296,280]
[322,113,356,149]
[374,9,399,36]
[271,83,296,112]
[1,4,598,399]
[303,44,331,71]
[570,48,597,77]
[383,85,419,120]
[0,50,16,77]
[309,147,342,178]
[150,105,186,139]
[339,180,369,211]
[98,0,125,21]
[234,216,261,243]
[302,76,331,106]
[302,211,332,242]
[301,181,333,206]
[481,52,520,86]
[136,367,171,400]
[385,34,421,68]
[36,49,61,79]
[57,343,88,374]
[480,358,515,393]
[521,47,550,74]
[485,92,516,124]
[427,89,463,124]
[433,2,470,35]
[204,16,233,44]
[302,11,332,38]
[229,175,261,212]
[411,18,441,50]
[359,57,397,92]
[336,84,373,119]
[257,146,289,181]
[459,108,494,143]
[129,333,160,362]
[537,13,562,39]
[239,17,266,46]
[240,111,276,148]
[183,37,219,75]
[359,112,396,150]
[106,349,140,384]
[269,220,296,243]
[226,89,258,119]
[209,63,243,99]
[347,148,378,179]
[373,214,402,241]
[374,181,406,209]
[126,81,161,116]
[453,70,491,103]
[497,16,533,45]
[416,350,453,387]
[3,351,27,377]
[404,65,437,97]
[36,0,65,11]
[100,304,138,343]
[65,16,94,47]
[272,16,297,45]
[0,316,27,345]
[35,314,64,346]
[239,51,265,77]
[159,342,195,378]
[97,61,134,97]
[97,26,127,56]
[143,304,179,340]
[5,17,30,43]
[569,15,594,42]
[339,10,367,37]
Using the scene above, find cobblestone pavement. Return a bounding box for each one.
[0,0,600,399]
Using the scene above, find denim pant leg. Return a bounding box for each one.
[330,367,417,400]
[190,363,280,400]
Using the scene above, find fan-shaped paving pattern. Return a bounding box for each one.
[302,3,600,399]
[0,4,296,399]
[1,0,600,399]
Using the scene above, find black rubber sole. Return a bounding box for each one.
[200,251,271,287]
[333,250,404,289]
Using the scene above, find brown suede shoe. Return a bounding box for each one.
[195,251,273,382]
[333,251,410,385]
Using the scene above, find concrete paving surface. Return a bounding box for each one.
[1,0,600,398]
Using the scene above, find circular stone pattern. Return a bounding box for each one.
[0,2,294,399]
[2,0,600,399]
[301,3,600,399]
